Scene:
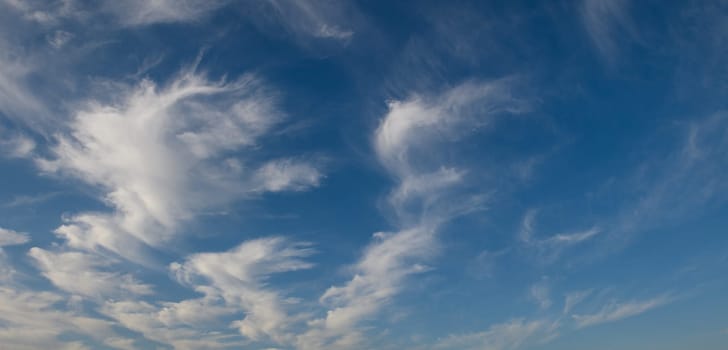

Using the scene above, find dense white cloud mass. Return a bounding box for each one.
[3,62,325,348]
[37,68,320,262]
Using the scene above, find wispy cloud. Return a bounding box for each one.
[171,237,314,343]
[36,65,321,263]
[0,286,134,350]
[602,112,728,249]
[297,79,526,349]
[2,192,61,208]
[1,61,324,347]
[434,319,559,350]
[0,132,35,158]
[0,227,30,247]
[572,295,673,328]
[563,289,593,314]
[100,0,228,26]
[28,248,153,298]
[580,0,633,62]
[0,42,49,128]
[518,209,600,262]
[529,278,552,310]
[263,0,355,43]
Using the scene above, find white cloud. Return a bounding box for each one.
[0,132,36,158]
[171,237,314,343]
[37,67,321,262]
[254,158,324,192]
[2,0,227,27]
[0,0,79,25]
[101,299,245,350]
[100,237,313,349]
[518,209,600,262]
[92,238,314,349]
[0,227,30,247]
[101,0,228,26]
[435,319,559,350]
[297,226,436,349]
[572,295,672,328]
[28,248,153,298]
[374,80,525,176]
[0,42,48,126]
[263,0,355,43]
[298,80,525,349]
[0,285,134,349]
[2,192,61,208]
[544,227,601,245]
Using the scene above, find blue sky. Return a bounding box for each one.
[0,0,727,349]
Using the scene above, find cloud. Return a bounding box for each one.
[298,227,437,349]
[434,319,559,350]
[263,0,355,42]
[0,0,79,25]
[171,237,314,343]
[518,209,538,243]
[604,112,728,247]
[47,30,73,49]
[374,80,525,177]
[297,80,525,349]
[101,299,246,350]
[0,132,36,158]
[254,158,324,192]
[572,295,672,328]
[100,0,228,26]
[0,41,49,126]
[0,227,29,281]
[28,248,153,298]
[563,289,593,314]
[529,279,552,310]
[89,237,315,349]
[0,285,134,349]
[37,66,321,263]
[6,60,324,349]
[2,192,61,208]
[518,210,600,262]
[580,0,633,62]
[0,227,30,247]
[2,0,227,27]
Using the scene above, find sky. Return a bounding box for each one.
[0,0,727,349]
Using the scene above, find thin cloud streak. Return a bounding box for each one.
[572,295,673,328]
